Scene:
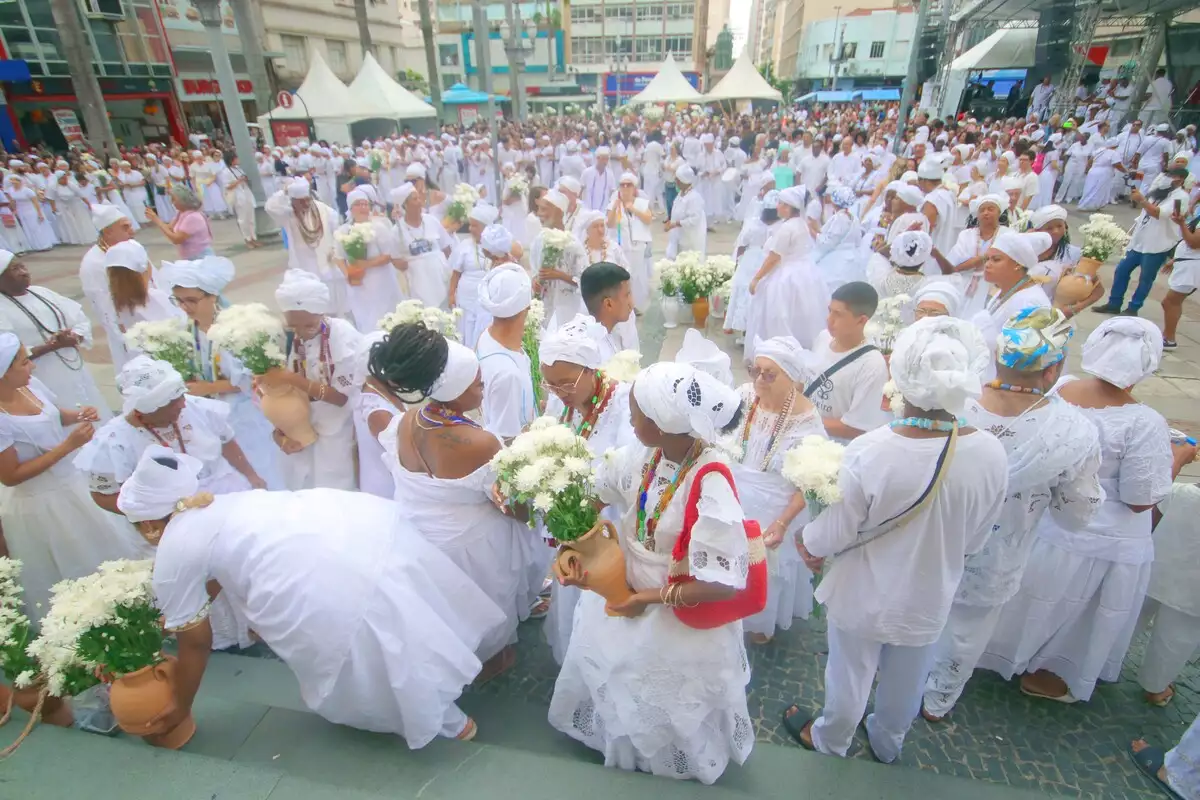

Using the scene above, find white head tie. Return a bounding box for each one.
[286,178,311,199]
[539,313,605,369]
[346,188,372,208]
[1030,204,1068,230]
[477,263,531,319]
[470,203,499,226]
[890,230,933,268]
[991,231,1052,272]
[275,269,331,314]
[117,355,187,415]
[106,240,151,273]
[676,328,733,387]
[912,281,964,317]
[390,182,417,207]
[752,336,817,383]
[889,317,990,414]
[92,204,130,231]
[633,362,740,441]
[430,340,480,402]
[480,224,513,257]
[0,331,20,375]
[1082,317,1162,387]
[159,256,235,295]
[116,446,203,523]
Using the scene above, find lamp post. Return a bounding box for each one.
[610,52,630,109]
[192,0,277,238]
[501,4,536,121]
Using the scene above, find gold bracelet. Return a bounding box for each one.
[318,384,327,402]
[659,585,670,606]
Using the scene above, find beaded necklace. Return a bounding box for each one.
[145,421,187,454]
[737,390,795,470]
[986,380,1043,395]
[418,404,481,430]
[890,416,966,432]
[190,321,222,382]
[291,321,332,383]
[559,372,616,439]
[636,441,702,551]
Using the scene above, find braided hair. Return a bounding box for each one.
[368,322,448,403]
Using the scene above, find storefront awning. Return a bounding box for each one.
[0,60,31,83]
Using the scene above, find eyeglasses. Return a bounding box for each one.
[540,369,586,396]
[170,294,207,309]
[748,366,780,384]
[913,306,949,320]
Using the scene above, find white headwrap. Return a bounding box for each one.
[1030,204,1069,230]
[92,204,130,231]
[576,209,605,234]
[676,328,733,387]
[675,165,697,185]
[1081,317,1163,388]
[477,263,531,318]
[159,256,235,295]
[752,336,816,383]
[106,240,151,273]
[0,331,20,375]
[286,178,312,199]
[117,355,187,415]
[886,211,930,241]
[275,269,331,314]
[557,176,582,195]
[470,203,499,225]
[405,163,426,180]
[778,186,806,210]
[542,189,569,213]
[346,188,372,208]
[633,362,740,441]
[969,193,1006,216]
[0,250,14,274]
[916,160,944,180]
[480,224,513,256]
[889,317,990,414]
[116,446,203,523]
[390,182,417,207]
[991,231,1053,272]
[539,313,605,369]
[892,184,925,210]
[430,340,480,403]
[912,281,964,316]
[890,230,933,268]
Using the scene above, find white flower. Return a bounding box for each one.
[378,299,460,340]
[601,349,641,382]
[538,228,576,250]
[507,175,529,195]
[1079,213,1131,261]
[781,436,846,505]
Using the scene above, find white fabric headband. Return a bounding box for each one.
[430,340,479,403]
[633,362,739,441]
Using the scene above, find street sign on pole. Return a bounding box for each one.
[277,91,295,110]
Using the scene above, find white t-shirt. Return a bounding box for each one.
[807,330,890,439]
[476,329,535,440]
[1144,76,1173,111]
[1129,187,1189,254]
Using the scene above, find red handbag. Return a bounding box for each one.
[667,461,768,629]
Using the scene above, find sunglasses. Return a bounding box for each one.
[748,366,780,384]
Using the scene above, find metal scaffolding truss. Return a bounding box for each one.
[949,0,1199,25]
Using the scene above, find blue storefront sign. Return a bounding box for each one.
[604,71,700,96]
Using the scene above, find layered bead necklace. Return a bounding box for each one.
[560,371,616,439]
[636,440,702,552]
[890,416,966,433]
[737,389,795,470]
[144,420,188,454]
[417,403,480,430]
[986,380,1043,395]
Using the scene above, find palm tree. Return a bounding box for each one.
[417,0,443,116]
[353,0,378,56]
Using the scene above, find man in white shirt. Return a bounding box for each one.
[919,160,958,255]
[1115,119,1146,200]
[580,147,620,213]
[1140,68,1174,127]
[475,261,536,441]
[694,134,727,224]
[1015,152,1041,210]
[827,137,861,187]
[1136,124,1174,194]
[798,142,831,196]
[580,261,639,358]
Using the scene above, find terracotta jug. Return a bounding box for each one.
[259,382,318,447]
[110,655,196,750]
[12,684,73,727]
[691,297,710,329]
[1054,256,1102,308]
[554,520,635,616]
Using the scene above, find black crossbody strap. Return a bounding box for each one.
[803,344,878,399]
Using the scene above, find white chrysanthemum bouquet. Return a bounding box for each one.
[523,298,546,412]
[881,379,905,415]
[644,106,664,122]
[378,299,462,341]
[507,175,529,197]
[447,183,480,225]
[655,257,681,298]
[601,349,641,382]
[334,221,376,262]
[491,417,600,542]
[1079,213,1130,261]
[207,302,287,375]
[782,435,846,518]
[0,558,39,691]
[538,227,576,271]
[673,250,726,303]
[865,293,909,355]
[368,149,385,173]
[124,318,197,382]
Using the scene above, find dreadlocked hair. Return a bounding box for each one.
[1050,229,1072,260]
[368,322,449,403]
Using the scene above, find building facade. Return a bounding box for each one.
[793,7,914,87]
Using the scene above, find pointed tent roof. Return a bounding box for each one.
[704,50,782,102]
[265,49,385,121]
[627,55,704,106]
[348,52,437,119]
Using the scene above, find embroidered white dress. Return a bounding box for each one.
[335,217,404,333]
[352,387,402,499]
[745,217,829,349]
[725,218,776,333]
[548,445,754,785]
[448,237,492,348]
[811,210,865,293]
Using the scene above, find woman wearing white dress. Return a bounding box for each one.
[6,177,54,252]
[665,165,706,259]
[117,446,507,746]
[1028,205,1083,304]
[0,187,29,255]
[968,231,1053,373]
[390,182,455,310]
[500,167,528,245]
[579,209,629,274]
[727,336,825,643]
[28,164,59,241]
[606,172,654,314]
[256,152,278,200]
[726,191,781,337]
[48,171,94,245]
[811,185,865,293]
[980,318,1193,703]
[148,157,177,224]
[1034,145,1061,209]
[117,161,150,225]
[933,193,1010,319]
[158,257,284,491]
[93,170,141,233]
[746,186,829,349]
[986,151,1015,196]
[1077,139,1127,211]
[548,362,755,784]
[447,203,498,348]
[196,151,229,219]
[371,323,536,671]
[102,240,185,369]
[0,335,147,624]
[216,152,260,248]
[334,188,404,334]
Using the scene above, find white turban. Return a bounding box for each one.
[595,146,611,157]
[116,446,203,523]
[913,281,964,317]
[1030,204,1068,230]
[539,313,605,369]
[405,163,426,180]
[1000,175,1024,193]
[159,256,235,295]
[542,189,569,213]
[700,133,715,144]
[92,204,131,231]
[901,170,919,184]
[346,188,372,207]
[968,193,1006,217]
[886,211,930,241]
[576,209,605,233]
[480,224,513,257]
[890,230,933,268]
[469,203,499,225]
[633,362,740,441]
[778,186,806,210]
[916,160,944,180]
[477,263,531,319]
[389,182,417,207]
[675,165,697,185]
[557,176,582,195]
[0,331,20,374]
[106,240,151,273]
[890,317,990,414]
[893,184,925,209]
[1082,317,1162,388]
[117,355,187,415]
[619,171,637,185]
[752,336,817,383]
[430,340,480,403]
[0,250,14,274]
[275,269,331,314]
[991,231,1053,272]
[676,328,733,387]
[286,178,312,199]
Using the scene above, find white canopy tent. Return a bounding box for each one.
[626,54,704,106]
[704,50,782,102]
[951,27,1038,71]
[260,50,390,144]
[348,52,437,120]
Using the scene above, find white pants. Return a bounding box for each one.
[923,601,1005,718]
[1137,597,1200,694]
[811,624,937,763]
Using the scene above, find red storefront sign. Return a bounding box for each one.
[178,78,254,98]
[270,120,314,146]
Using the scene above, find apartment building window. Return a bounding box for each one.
[571,6,602,23]
[326,39,348,72]
[439,43,459,66]
[665,34,692,58]
[605,5,632,19]
[636,4,663,21]
[665,3,695,20]
[635,35,664,60]
[606,36,633,55]
[869,40,884,58]
[571,36,607,64]
[840,42,856,59]
[281,34,308,73]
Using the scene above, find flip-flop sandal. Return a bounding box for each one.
[528,597,551,620]
[781,705,816,752]
[456,717,478,742]
[920,703,946,724]
[1146,685,1176,708]
[1020,684,1078,704]
[1129,744,1183,799]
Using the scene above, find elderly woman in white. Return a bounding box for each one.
[549,362,756,784]
[335,187,404,333]
[969,231,1053,373]
[1028,205,1087,310]
[932,193,1009,319]
[910,281,964,320]
[726,336,827,644]
[158,257,284,491]
[606,172,655,313]
[261,270,361,491]
[447,203,499,348]
[726,190,782,340]
[811,185,865,293]
[391,181,456,310]
[981,318,1195,704]
[871,229,934,323]
[117,446,508,746]
[922,308,1103,722]
[530,189,589,330]
[0,333,146,623]
[784,317,1008,764]
[665,165,707,260]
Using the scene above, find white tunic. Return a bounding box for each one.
[393,213,455,310]
[448,237,492,348]
[475,330,535,440]
[334,217,404,333]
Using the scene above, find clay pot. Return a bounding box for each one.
[691,297,710,329]
[1053,272,1098,308]
[1074,256,1103,278]
[12,685,73,727]
[345,262,366,286]
[553,521,634,616]
[259,381,318,447]
[110,655,196,750]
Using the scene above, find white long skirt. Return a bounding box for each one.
[623,241,652,314]
[1055,167,1086,204]
[229,186,256,242]
[153,188,176,223]
[1077,168,1115,211]
[454,270,490,349]
[979,537,1150,701]
[57,200,96,245]
[0,219,30,253]
[124,186,150,224]
[15,205,55,251]
[226,394,284,491]
[548,592,754,784]
[1033,169,1058,210]
[406,251,450,310]
[201,181,228,216]
[725,246,764,334]
[745,254,829,350]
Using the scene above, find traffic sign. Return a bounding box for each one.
[277,91,294,110]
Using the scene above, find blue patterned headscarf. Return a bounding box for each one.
[997,307,1073,371]
[829,184,857,209]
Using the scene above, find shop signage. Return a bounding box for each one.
[51,109,86,145]
[277,91,294,109]
[175,76,254,101]
[270,120,313,146]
